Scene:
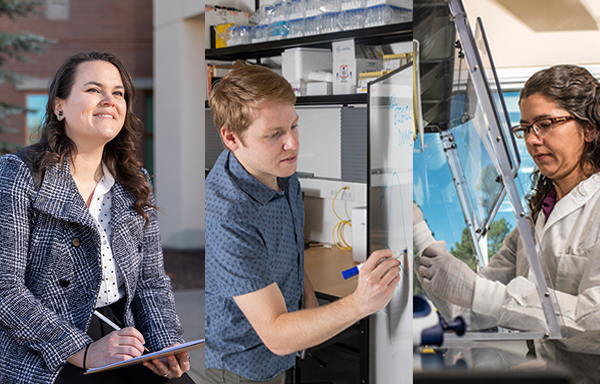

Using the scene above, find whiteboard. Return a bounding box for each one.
[368,63,413,384]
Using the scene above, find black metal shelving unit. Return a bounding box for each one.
[204,93,367,108]
[206,22,412,61]
[206,22,412,107]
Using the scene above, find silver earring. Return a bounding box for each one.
[57,110,64,121]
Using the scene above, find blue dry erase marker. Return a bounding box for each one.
[342,250,406,280]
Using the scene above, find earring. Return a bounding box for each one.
[57,110,64,121]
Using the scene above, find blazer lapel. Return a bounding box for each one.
[110,181,144,232]
[32,159,95,228]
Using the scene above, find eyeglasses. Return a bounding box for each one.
[511,115,575,139]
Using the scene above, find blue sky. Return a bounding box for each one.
[413,91,534,250]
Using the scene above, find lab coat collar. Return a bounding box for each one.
[541,172,600,234]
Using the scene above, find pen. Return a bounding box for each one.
[93,310,150,353]
[342,249,407,280]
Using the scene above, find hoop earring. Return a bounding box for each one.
[57,110,64,121]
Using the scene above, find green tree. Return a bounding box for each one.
[0,0,52,153]
[450,227,478,271]
[487,218,512,255]
[449,218,512,271]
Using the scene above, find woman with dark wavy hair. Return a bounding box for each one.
[0,52,193,383]
[413,65,600,383]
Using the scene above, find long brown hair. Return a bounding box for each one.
[520,65,600,221]
[30,51,154,224]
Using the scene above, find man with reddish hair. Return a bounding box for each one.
[205,62,400,384]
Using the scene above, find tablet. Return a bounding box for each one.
[84,339,205,375]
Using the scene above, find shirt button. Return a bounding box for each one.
[59,279,70,288]
[72,238,81,247]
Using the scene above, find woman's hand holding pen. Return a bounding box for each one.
[67,327,146,369]
[142,344,191,378]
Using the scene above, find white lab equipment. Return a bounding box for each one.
[351,206,367,262]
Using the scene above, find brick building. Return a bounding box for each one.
[0,0,154,172]
[0,0,203,251]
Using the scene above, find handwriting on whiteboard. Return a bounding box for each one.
[398,129,413,148]
[389,93,413,148]
[389,93,412,125]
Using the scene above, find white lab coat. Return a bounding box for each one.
[421,172,600,383]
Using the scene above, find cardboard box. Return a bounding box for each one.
[205,5,249,48]
[332,39,383,94]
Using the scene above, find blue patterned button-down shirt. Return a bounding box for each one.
[205,150,305,381]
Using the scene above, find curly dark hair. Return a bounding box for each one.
[30,51,154,225]
[520,65,600,221]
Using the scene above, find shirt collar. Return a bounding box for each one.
[91,163,115,199]
[227,151,288,205]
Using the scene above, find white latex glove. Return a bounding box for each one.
[417,243,477,309]
[413,204,436,254]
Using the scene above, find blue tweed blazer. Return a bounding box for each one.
[0,154,184,383]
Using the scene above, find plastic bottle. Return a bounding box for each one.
[238,25,252,45]
[365,4,384,27]
[320,0,341,14]
[304,15,319,35]
[392,5,412,23]
[341,8,365,30]
[250,24,265,43]
[321,11,341,34]
[342,0,366,11]
[288,0,305,38]
[227,26,240,47]
[289,0,305,20]
[305,0,321,19]
[269,1,290,40]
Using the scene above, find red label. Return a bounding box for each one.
[339,65,349,79]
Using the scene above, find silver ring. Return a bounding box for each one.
[162,369,170,377]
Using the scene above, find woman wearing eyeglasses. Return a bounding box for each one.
[414,65,600,383]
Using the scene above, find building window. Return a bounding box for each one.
[26,93,48,144]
